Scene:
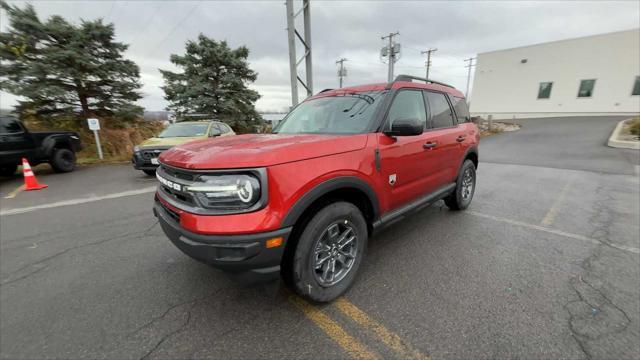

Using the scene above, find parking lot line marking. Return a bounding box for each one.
[468,210,640,254]
[541,179,572,226]
[289,295,379,359]
[0,186,157,216]
[3,185,24,199]
[334,298,430,360]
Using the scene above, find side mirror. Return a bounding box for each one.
[384,118,424,136]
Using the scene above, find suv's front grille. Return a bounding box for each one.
[141,149,166,160]
[157,165,197,207]
[161,165,197,181]
[160,184,195,205]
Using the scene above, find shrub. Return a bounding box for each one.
[628,117,640,136]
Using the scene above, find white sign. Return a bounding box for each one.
[87,118,100,131]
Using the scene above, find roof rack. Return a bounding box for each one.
[317,88,334,94]
[389,74,454,89]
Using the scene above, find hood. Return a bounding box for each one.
[139,136,204,148]
[159,133,369,169]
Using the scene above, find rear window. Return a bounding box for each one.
[450,96,471,123]
[0,118,23,134]
[424,92,455,129]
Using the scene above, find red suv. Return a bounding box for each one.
[154,75,479,302]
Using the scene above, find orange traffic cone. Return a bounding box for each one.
[22,158,47,191]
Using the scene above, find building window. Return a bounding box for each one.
[578,79,596,98]
[537,82,553,99]
[632,76,640,96]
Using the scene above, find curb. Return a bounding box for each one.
[607,118,640,150]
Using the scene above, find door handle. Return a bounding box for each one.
[423,142,437,149]
[456,135,466,142]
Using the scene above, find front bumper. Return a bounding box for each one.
[153,199,291,283]
[132,152,159,170]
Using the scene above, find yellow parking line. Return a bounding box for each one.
[3,185,24,199]
[289,295,379,359]
[334,298,430,360]
[541,179,572,226]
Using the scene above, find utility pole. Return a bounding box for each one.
[336,58,348,88]
[464,57,476,99]
[421,48,437,79]
[381,31,400,82]
[285,0,313,107]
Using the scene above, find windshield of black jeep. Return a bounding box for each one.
[273,91,387,134]
[158,123,209,138]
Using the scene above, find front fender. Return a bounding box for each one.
[280,176,380,228]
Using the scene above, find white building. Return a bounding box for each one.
[470,29,640,120]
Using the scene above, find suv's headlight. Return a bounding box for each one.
[186,174,261,210]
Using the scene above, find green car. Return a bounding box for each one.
[132,120,235,175]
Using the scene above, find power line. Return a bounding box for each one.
[105,1,117,21]
[129,2,165,46]
[147,1,202,56]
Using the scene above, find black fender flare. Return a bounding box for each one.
[457,146,479,177]
[42,135,71,157]
[280,176,380,228]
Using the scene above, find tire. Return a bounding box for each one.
[50,148,76,173]
[0,164,18,177]
[143,169,156,176]
[444,159,476,211]
[287,201,367,302]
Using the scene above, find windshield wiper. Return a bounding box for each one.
[338,93,374,104]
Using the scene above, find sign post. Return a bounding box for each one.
[87,118,103,160]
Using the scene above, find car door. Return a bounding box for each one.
[423,91,466,183]
[0,118,35,163]
[377,89,442,210]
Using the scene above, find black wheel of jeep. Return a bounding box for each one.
[50,148,76,173]
[0,164,18,177]
[143,169,156,176]
[288,202,367,302]
[445,159,476,211]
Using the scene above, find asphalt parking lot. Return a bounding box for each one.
[1,116,639,359]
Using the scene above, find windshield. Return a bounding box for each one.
[158,123,209,138]
[274,91,387,134]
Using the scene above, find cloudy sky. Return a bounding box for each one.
[1,0,639,112]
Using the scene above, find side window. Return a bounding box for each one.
[223,124,233,133]
[386,90,427,130]
[449,96,471,123]
[209,123,221,136]
[425,92,455,128]
[0,118,24,134]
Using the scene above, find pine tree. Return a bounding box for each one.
[0,2,143,121]
[160,34,263,133]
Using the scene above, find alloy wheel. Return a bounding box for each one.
[312,220,358,287]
